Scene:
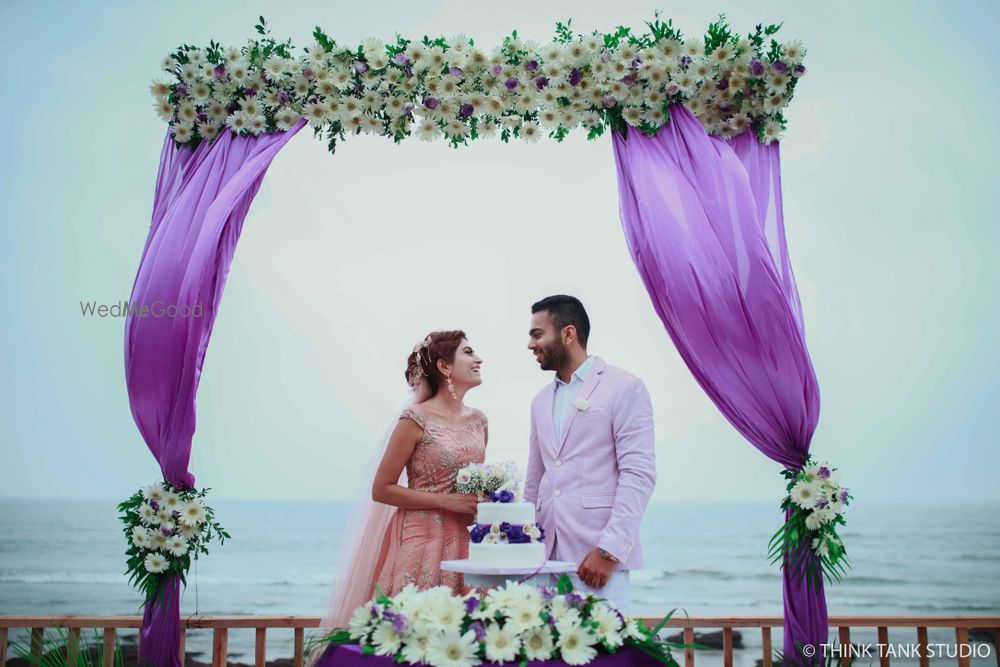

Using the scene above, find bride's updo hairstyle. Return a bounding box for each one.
[405,330,467,396]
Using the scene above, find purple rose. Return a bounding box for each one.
[353,59,369,74]
[568,68,582,86]
[534,76,549,90]
[403,66,413,78]
[601,94,617,108]
[716,77,729,91]
[465,596,480,613]
[526,60,539,72]
[679,55,692,68]
[213,64,227,79]
[772,60,788,73]
[469,524,490,543]
[197,111,208,123]
[161,527,172,537]
[818,466,830,479]
[816,498,829,509]
[150,500,160,511]
[631,56,642,68]
[244,87,256,98]
[175,84,188,97]
[491,64,503,77]
[489,489,515,503]
[306,94,319,104]
[536,524,546,541]
[504,76,519,90]
[423,96,439,110]
[276,90,290,104]
[449,66,464,78]
[226,102,239,114]
[839,489,849,502]
[622,74,634,87]
[459,103,474,118]
[302,67,315,79]
[393,53,411,67]
[469,621,487,642]
[383,610,408,635]
[749,59,765,76]
[717,103,731,113]
[793,64,806,77]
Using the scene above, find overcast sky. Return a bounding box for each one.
[1,0,997,505]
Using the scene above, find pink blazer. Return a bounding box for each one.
[523,357,656,571]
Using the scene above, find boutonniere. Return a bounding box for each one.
[573,399,590,411]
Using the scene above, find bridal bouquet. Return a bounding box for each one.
[455,462,519,499]
[317,576,679,666]
[117,480,229,600]
[768,456,852,589]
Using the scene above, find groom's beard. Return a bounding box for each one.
[537,341,570,373]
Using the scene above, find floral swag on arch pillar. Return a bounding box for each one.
[126,13,850,667]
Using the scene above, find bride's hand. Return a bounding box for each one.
[440,493,479,520]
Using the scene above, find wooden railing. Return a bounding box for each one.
[1,615,998,667]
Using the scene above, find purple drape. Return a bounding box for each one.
[612,104,825,664]
[126,120,304,667]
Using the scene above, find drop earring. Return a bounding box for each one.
[446,374,457,400]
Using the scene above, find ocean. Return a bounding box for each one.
[1,499,998,665]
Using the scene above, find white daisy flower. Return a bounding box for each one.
[556,623,597,665]
[229,60,251,84]
[660,39,682,59]
[370,621,402,656]
[766,72,790,94]
[177,498,206,526]
[165,535,188,557]
[149,80,171,99]
[161,55,178,72]
[153,99,174,122]
[400,634,430,663]
[682,38,703,58]
[274,107,301,131]
[424,592,465,632]
[415,119,439,142]
[790,480,823,510]
[592,605,624,648]
[425,630,478,667]
[179,63,200,84]
[187,49,206,66]
[362,37,385,58]
[522,625,555,660]
[206,100,227,121]
[506,595,544,632]
[144,552,169,574]
[622,106,643,127]
[223,46,242,64]
[643,106,666,126]
[805,511,823,531]
[782,39,807,64]
[263,55,288,79]
[444,119,470,139]
[811,536,830,557]
[150,532,169,551]
[729,112,751,134]
[484,623,520,662]
[246,114,267,135]
[143,484,166,502]
[225,111,248,132]
[177,523,199,540]
[303,102,329,128]
[347,604,372,640]
[763,93,786,114]
[520,121,541,142]
[131,526,152,548]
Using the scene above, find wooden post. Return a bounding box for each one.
[31,628,44,663]
[212,628,228,667]
[67,627,81,667]
[0,627,8,667]
[683,627,695,667]
[294,628,305,667]
[723,627,733,667]
[955,627,970,667]
[761,627,772,667]
[255,628,267,667]
[916,626,929,667]
[877,627,889,667]
[102,628,116,667]
[179,627,186,665]
[839,626,853,667]
[993,629,1000,667]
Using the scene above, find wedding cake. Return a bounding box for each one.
[454,463,547,570]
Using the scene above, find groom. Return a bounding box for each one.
[523,295,656,610]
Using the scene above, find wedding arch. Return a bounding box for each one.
[124,15,846,667]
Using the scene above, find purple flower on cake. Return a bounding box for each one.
[489,489,515,503]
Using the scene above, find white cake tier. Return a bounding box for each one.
[468,542,547,569]
[476,501,536,526]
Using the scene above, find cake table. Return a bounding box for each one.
[441,559,577,588]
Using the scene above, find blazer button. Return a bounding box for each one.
[555,460,562,467]
[554,489,562,497]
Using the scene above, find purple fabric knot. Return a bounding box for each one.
[353,59,369,74]
[526,60,539,72]
[175,84,188,97]
[504,76,519,90]
[423,96,439,110]
[717,78,729,91]
[602,94,617,108]
[459,103,474,118]
[772,60,788,73]
[491,64,503,77]
[568,68,582,86]
[749,59,765,76]
[213,65,227,79]
[534,76,549,90]
[302,67,315,79]
[393,53,411,67]
[276,90,290,104]
[449,66,464,78]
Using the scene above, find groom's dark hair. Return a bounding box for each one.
[531,295,590,348]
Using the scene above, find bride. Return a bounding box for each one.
[319,330,487,628]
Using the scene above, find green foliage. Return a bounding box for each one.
[9,628,124,667]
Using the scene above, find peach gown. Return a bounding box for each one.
[373,407,487,596]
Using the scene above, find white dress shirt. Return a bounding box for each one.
[552,355,595,442]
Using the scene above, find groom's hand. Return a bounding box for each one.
[577,548,616,588]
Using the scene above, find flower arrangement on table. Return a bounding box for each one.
[117,480,228,600]
[455,461,520,499]
[150,13,805,153]
[768,456,852,589]
[314,576,680,667]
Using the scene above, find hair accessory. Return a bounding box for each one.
[407,335,433,388]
